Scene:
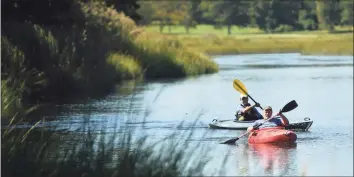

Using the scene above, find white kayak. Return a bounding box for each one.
[209,117,313,131]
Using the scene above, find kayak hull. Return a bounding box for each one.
[248,127,297,144]
[209,117,313,131]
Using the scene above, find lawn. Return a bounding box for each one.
[143,24,353,36]
[141,24,354,55]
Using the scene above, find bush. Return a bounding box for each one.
[107,53,143,80]
[274,25,294,33]
[1,1,218,120]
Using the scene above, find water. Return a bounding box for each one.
[38,53,354,176]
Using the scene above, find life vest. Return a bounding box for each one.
[236,104,261,121]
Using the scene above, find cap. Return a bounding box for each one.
[264,106,272,110]
[240,94,248,99]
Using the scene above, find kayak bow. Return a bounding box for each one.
[248,127,297,144]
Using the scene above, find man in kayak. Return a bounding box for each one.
[235,94,263,121]
[247,106,290,131]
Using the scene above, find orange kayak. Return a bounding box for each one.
[248,126,297,144]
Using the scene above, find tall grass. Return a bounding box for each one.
[144,24,353,36]
[177,33,353,55]
[1,105,210,177]
[1,1,218,120]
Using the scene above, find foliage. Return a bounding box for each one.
[1,112,210,177]
[1,1,218,119]
[137,0,353,34]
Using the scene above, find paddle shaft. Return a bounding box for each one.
[247,94,263,110]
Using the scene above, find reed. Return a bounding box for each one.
[1,104,210,177]
[176,33,353,55]
[1,1,218,119]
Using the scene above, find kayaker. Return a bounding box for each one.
[247,106,290,131]
[235,94,263,121]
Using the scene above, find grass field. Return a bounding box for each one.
[142,24,354,55]
[144,24,353,35]
[144,24,263,35]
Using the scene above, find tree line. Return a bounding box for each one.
[2,0,352,34]
[137,0,353,34]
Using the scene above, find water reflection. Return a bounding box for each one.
[247,143,297,176]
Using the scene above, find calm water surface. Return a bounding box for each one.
[43,53,353,176]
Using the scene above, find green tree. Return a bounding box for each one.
[272,1,302,29]
[1,0,83,26]
[199,1,218,25]
[298,0,318,30]
[340,0,353,26]
[254,0,277,33]
[151,2,187,33]
[183,0,202,33]
[208,0,251,35]
[105,0,141,22]
[136,1,155,25]
[315,0,341,32]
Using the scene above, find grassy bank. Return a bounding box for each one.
[144,24,353,35]
[144,24,353,55]
[1,2,218,119]
[178,33,353,55]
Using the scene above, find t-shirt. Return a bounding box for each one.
[252,117,283,129]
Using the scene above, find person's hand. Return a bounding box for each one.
[276,111,282,116]
[254,102,261,107]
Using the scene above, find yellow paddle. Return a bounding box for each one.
[233,79,263,110]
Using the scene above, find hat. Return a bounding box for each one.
[240,94,248,99]
[264,106,272,110]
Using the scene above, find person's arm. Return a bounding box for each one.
[247,121,260,131]
[241,103,260,113]
[277,112,289,126]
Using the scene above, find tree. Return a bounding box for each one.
[208,0,251,35]
[151,2,187,33]
[183,0,202,33]
[315,0,341,32]
[254,0,277,33]
[136,1,155,25]
[340,0,353,26]
[271,1,302,29]
[105,0,141,22]
[1,0,82,26]
[298,0,318,30]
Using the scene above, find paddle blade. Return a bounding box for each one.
[233,79,248,95]
[280,100,298,113]
[220,137,239,144]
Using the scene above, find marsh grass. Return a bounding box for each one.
[1,1,218,119]
[107,53,143,80]
[132,31,219,78]
[177,33,353,55]
[143,24,353,55]
[1,82,211,177]
[144,24,353,36]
